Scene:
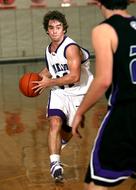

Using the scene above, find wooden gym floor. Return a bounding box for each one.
[0,61,135,190]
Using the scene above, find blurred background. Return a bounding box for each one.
[0,0,135,62]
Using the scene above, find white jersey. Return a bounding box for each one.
[45,36,93,95]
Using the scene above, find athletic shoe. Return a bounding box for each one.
[50,161,64,182]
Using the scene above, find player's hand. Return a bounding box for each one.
[72,113,85,138]
[32,75,49,94]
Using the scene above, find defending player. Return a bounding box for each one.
[72,0,136,190]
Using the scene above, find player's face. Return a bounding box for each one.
[47,20,65,42]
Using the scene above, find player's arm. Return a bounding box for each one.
[62,44,81,84]
[77,24,113,112]
[38,45,81,88]
[32,45,81,92]
[72,24,115,136]
[48,44,81,86]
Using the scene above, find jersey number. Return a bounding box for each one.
[129,45,136,84]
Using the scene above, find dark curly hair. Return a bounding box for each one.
[43,10,69,34]
[99,0,128,9]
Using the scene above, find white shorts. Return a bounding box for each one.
[47,89,84,128]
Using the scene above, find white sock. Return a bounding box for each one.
[50,154,60,163]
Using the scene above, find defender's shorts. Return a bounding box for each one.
[47,89,84,127]
[85,101,136,186]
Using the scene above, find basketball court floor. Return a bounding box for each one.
[0,61,135,190]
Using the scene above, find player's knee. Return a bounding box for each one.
[49,116,62,134]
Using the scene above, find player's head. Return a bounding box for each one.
[43,10,68,34]
[98,0,128,10]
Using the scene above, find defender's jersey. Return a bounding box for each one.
[45,36,93,95]
[103,15,136,105]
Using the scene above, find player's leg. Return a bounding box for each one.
[60,94,85,149]
[48,116,64,182]
[48,116,62,154]
[47,90,67,181]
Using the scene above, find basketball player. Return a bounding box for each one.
[32,10,93,182]
[72,0,136,190]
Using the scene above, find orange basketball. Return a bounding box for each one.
[19,72,42,97]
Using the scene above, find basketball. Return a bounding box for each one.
[19,72,42,97]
